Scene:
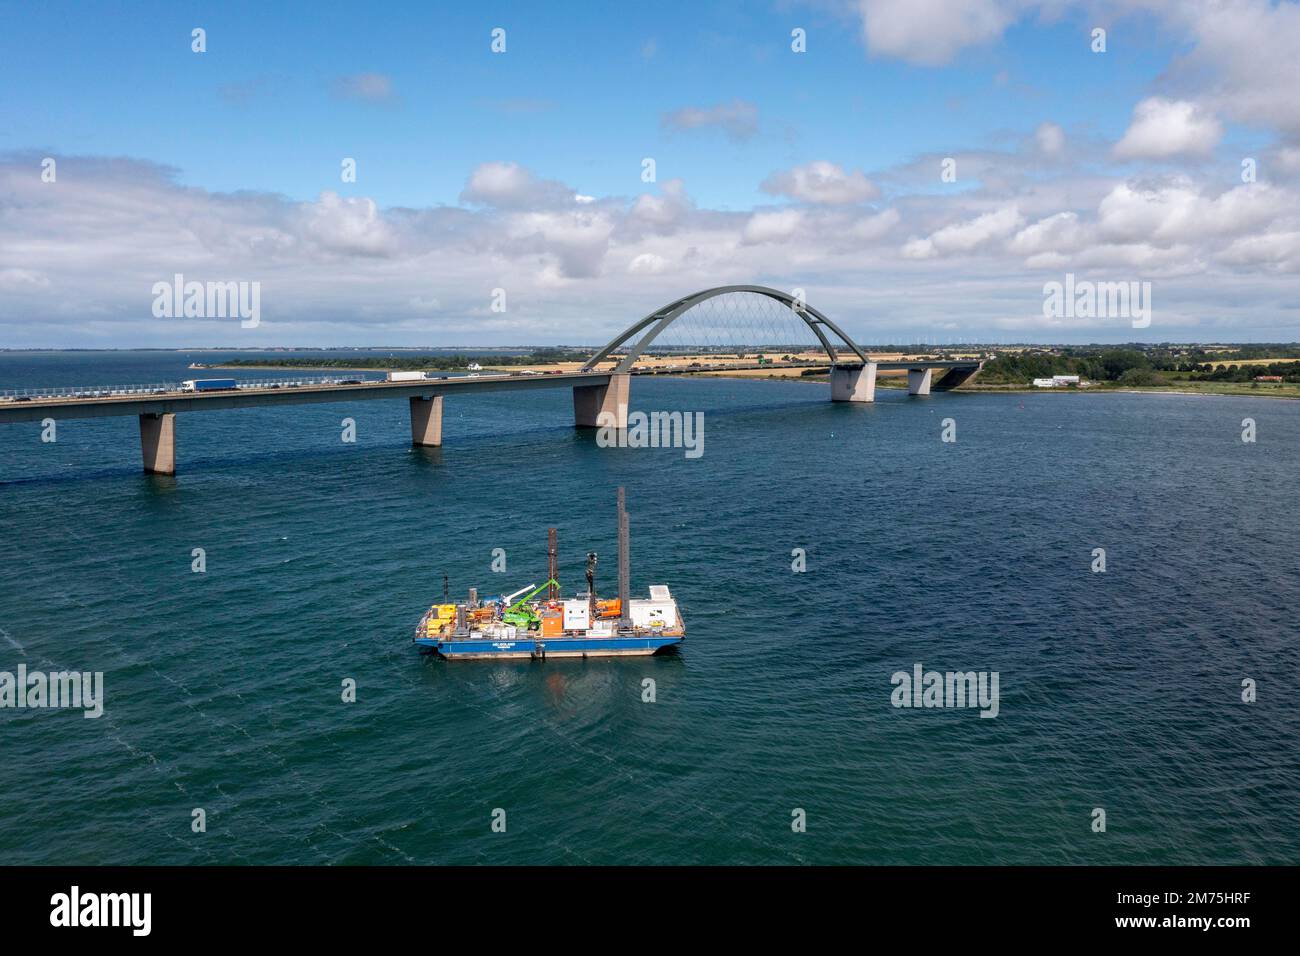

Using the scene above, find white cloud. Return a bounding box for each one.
[1035,122,1065,158]
[742,209,804,244]
[1219,231,1300,270]
[628,253,668,274]
[1097,179,1281,244]
[1168,0,1300,137]
[1275,147,1300,174]
[626,179,693,234]
[459,161,582,208]
[900,237,935,259]
[3,150,1299,346]
[848,1,1300,152]
[505,209,617,279]
[902,206,1024,258]
[1010,211,1088,257]
[857,0,1024,66]
[761,161,880,204]
[848,208,901,241]
[0,267,52,290]
[1114,98,1222,160]
[297,192,395,256]
[661,99,759,141]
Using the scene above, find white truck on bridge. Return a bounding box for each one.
[180,378,238,392]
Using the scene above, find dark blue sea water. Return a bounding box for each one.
[1,351,1297,865]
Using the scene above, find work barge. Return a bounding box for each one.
[414,488,684,660]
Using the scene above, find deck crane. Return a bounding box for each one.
[502,578,560,629]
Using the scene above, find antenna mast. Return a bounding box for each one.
[547,528,558,601]
[617,487,630,630]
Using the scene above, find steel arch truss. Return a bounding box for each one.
[581,285,871,372]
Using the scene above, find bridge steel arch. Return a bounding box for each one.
[581,285,870,373]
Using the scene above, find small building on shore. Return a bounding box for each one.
[1033,375,1086,388]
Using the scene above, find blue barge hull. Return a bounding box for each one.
[415,633,683,660]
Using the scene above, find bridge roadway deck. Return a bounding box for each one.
[0,359,981,424]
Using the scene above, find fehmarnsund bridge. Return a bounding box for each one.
[0,286,981,475]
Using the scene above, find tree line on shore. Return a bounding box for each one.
[978,346,1300,386]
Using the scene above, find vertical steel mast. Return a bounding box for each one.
[547,528,558,601]
[617,487,630,630]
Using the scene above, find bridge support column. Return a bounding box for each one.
[574,373,629,428]
[139,412,176,475]
[409,395,443,447]
[831,363,877,403]
[907,368,933,396]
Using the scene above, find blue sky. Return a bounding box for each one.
[2,1,1183,208]
[1,1,1298,346]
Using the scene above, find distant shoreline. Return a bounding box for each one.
[204,363,386,372]
[198,362,1300,399]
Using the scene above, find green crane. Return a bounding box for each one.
[502,578,560,629]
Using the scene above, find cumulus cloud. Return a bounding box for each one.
[761,161,880,204]
[661,99,759,141]
[1010,211,1088,257]
[1097,178,1282,243]
[848,208,901,241]
[3,148,1300,346]
[1113,97,1222,160]
[1167,0,1300,137]
[742,209,804,244]
[854,0,1299,151]
[625,179,695,236]
[902,206,1024,258]
[459,161,583,208]
[1219,231,1300,271]
[628,252,668,274]
[505,209,617,279]
[858,0,1024,66]
[296,192,396,256]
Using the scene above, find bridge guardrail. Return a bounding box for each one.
[0,376,371,402]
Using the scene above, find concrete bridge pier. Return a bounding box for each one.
[574,373,629,428]
[139,412,176,475]
[831,363,877,403]
[907,368,933,395]
[409,395,443,446]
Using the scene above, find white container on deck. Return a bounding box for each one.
[629,589,678,629]
[562,600,590,630]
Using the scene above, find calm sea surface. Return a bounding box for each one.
[1,351,1297,864]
